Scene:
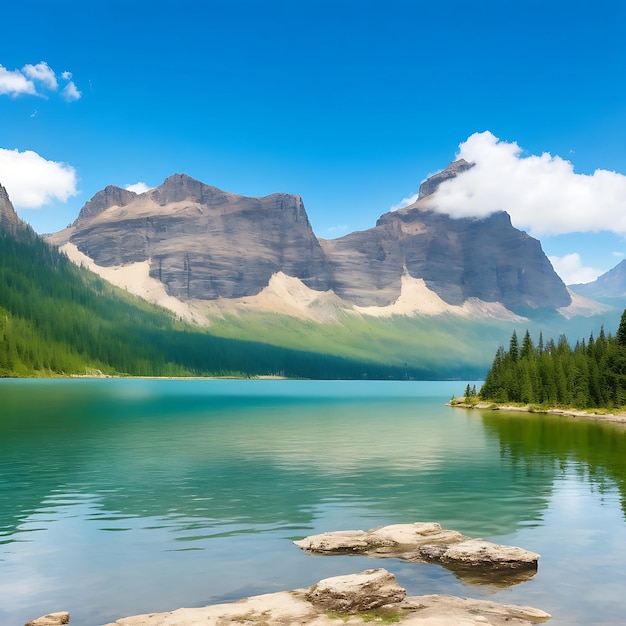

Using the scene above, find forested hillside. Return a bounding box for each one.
[0,227,437,379]
[479,312,626,409]
[2,198,624,381]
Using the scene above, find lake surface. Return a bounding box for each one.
[1,379,625,626]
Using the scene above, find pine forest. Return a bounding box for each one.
[479,313,626,409]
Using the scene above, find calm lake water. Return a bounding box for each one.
[1,379,625,626]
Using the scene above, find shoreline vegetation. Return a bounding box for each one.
[453,310,626,425]
[448,396,626,424]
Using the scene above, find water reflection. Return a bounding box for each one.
[479,409,626,518]
[0,380,561,544]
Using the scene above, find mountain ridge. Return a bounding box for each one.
[1,183,621,379]
[47,161,572,317]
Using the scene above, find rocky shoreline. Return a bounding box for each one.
[449,399,626,423]
[26,523,550,626]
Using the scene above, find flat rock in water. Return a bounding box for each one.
[103,568,551,625]
[24,613,70,626]
[294,522,540,581]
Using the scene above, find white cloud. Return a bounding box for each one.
[61,81,81,102]
[124,182,152,194]
[22,61,58,90]
[425,131,626,236]
[0,62,80,101]
[0,148,78,209]
[612,251,625,258]
[0,65,36,97]
[548,253,604,285]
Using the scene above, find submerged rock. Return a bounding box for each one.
[294,522,540,583]
[103,568,550,625]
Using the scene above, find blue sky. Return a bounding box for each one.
[1,0,625,284]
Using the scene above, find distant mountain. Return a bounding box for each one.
[48,162,572,317]
[570,260,626,300]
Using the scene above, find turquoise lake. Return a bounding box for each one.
[1,379,625,625]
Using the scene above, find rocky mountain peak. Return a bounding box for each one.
[50,170,571,314]
[74,185,138,224]
[150,173,232,206]
[417,159,474,200]
[325,202,569,310]
[57,176,330,300]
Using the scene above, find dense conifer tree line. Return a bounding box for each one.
[480,311,626,409]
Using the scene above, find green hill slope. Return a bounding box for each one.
[0,228,446,378]
[1,220,623,380]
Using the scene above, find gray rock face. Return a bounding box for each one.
[52,167,571,312]
[66,174,331,299]
[321,160,569,310]
[321,207,570,309]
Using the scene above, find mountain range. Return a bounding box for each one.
[47,161,595,324]
[2,160,625,379]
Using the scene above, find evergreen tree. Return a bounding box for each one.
[521,330,535,361]
[509,330,519,363]
[617,309,626,347]
[479,312,626,410]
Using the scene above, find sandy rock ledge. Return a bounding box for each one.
[96,568,549,626]
[28,569,550,626]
